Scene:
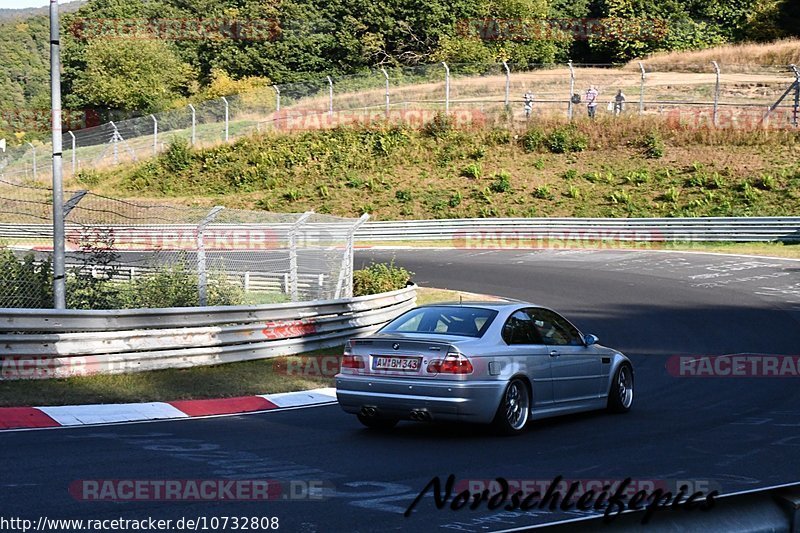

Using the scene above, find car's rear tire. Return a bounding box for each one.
[357,413,398,429]
[492,378,530,436]
[607,363,634,413]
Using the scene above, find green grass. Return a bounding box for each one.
[66,116,800,220]
[0,287,496,407]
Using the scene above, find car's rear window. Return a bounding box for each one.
[380,306,498,338]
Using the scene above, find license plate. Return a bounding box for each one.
[373,356,421,371]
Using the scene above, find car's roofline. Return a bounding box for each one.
[415,301,532,310]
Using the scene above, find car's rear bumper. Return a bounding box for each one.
[335,374,506,423]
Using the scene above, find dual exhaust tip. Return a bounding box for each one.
[360,406,431,421]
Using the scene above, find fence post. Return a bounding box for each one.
[711,61,720,127]
[380,68,390,118]
[791,64,800,127]
[26,142,36,180]
[502,61,510,110]
[442,62,450,113]
[272,85,281,129]
[335,213,370,299]
[197,206,224,306]
[110,121,119,164]
[638,62,646,115]
[326,76,334,118]
[188,104,196,145]
[288,211,314,301]
[151,114,158,155]
[68,130,76,174]
[221,97,229,141]
[567,60,575,120]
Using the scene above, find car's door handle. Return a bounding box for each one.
[549,350,560,357]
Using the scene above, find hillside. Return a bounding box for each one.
[74,117,800,220]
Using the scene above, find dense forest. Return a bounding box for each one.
[0,0,798,138]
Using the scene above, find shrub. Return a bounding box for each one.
[448,191,462,208]
[641,131,664,159]
[395,189,412,202]
[0,249,53,308]
[461,163,482,179]
[353,262,413,297]
[532,185,554,200]
[566,185,581,199]
[422,112,452,138]
[489,171,512,193]
[162,137,194,172]
[520,128,545,152]
[662,186,681,203]
[563,169,578,180]
[547,125,587,154]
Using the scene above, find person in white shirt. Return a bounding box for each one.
[585,85,599,119]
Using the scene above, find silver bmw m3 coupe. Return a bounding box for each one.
[335,302,634,435]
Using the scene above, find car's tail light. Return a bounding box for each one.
[427,352,473,374]
[341,341,365,370]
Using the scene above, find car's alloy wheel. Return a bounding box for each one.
[493,378,530,435]
[608,364,634,413]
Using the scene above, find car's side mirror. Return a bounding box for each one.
[584,334,599,346]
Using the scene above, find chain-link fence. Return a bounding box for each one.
[1,62,798,187]
[0,179,365,308]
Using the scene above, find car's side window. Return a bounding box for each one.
[527,308,583,346]
[502,310,544,345]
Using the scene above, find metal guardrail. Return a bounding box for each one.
[3,217,800,245]
[356,217,800,243]
[0,285,416,380]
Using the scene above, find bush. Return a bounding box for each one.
[547,125,587,154]
[532,185,554,200]
[520,128,545,152]
[353,262,413,297]
[395,189,413,202]
[641,131,665,159]
[460,163,482,179]
[422,112,452,138]
[162,137,194,172]
[489,171,512,193]
[0,249,53,308]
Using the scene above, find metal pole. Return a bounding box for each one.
[188,104,196,145]
[380,68,390,118]
[326,76,333,118]
[502,61,510,110]
[273,85,281,129]
[50,0,65,309]
[151,114,158,155]
[27,142,36,180]
[221,97,229,141]
[568,60,575,120]
[68,130,75,174]
[196,206,224,306]
[334,214,370,299]
[288,211,314,301]
[441,62,450,113]
[638,62,646,115]
[711,61,720,127]
[110,121,119,164]
[791,64,800,127]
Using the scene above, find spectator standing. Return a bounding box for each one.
[585,85,599,119]
[523,91,534,119]
[614,89,626,116]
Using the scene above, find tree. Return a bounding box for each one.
[70,38,196,113]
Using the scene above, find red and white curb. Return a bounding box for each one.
[0,387,337,431]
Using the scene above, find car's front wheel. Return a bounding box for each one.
[492,378,530,436]
[356,413,398,429]
[607,363,634,413]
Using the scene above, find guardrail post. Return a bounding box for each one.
[567,60,575,120]
[197,206,224,306]
[638,62,646,115]
[68,130,76,174]
[326,76,334,118]
[502,61,510,110]
[26,142,36,180]
[335,213,370,299]
[151,114,158,155]
[243,271,250,291]
[380,68,390,118]
[188,104,196,145]
[288,211,314,301]
[221,97,229,141]
[791,64,800,127]
[711,61,721,127]
[442,62,450,113]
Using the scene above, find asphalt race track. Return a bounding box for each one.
[2,249,800,532]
